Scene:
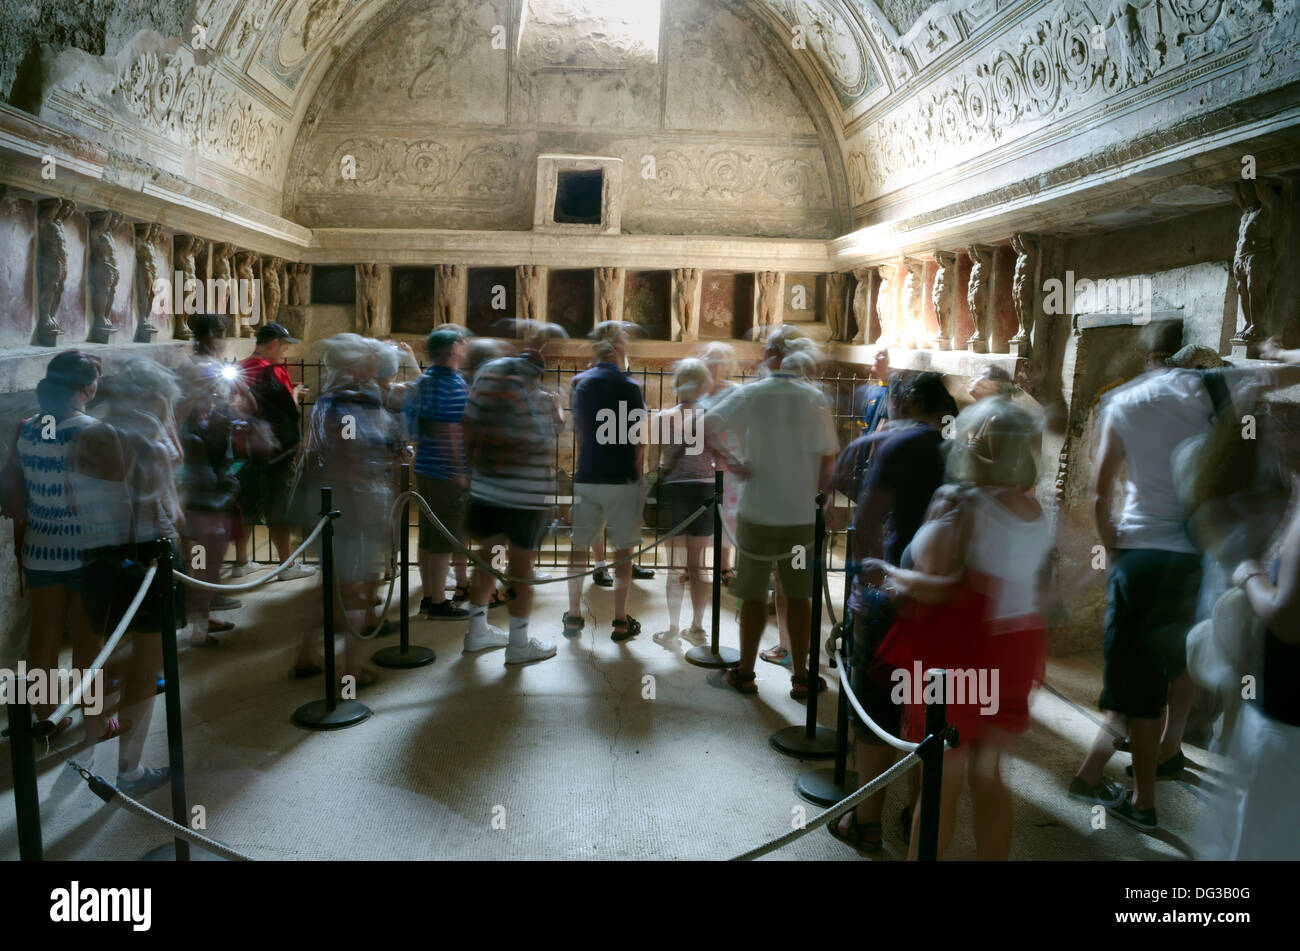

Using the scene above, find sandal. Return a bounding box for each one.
[96,717,121,743]
[488,589,509,609]
[652,629,679,648]
[451,585,470,604]
[680,626,708,647]
[760,645,790,666]
[827,812,883,855]
[611,615,641,642]
[718,668,757,695]
[562,612,585,639]
[790,673,827,701]
[720,568,736,587]
[207,618,235,634]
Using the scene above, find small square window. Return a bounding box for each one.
[553,169,604,225]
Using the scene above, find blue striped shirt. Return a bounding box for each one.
[406,365,468,482]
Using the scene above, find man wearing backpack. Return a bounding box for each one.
[1070,323,1300,833]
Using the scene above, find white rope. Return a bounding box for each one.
[43,563,158,728]
[171,516,331,591]
[397,490,713,585]
[836,648,919,753]
[730,751,920,861]
[67,762,252,861]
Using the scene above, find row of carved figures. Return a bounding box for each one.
[12,187,313,348]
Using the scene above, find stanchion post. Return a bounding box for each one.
[373,464,435,668]
[770,493,835,760]
[293,487,372,729]
[917,668,948,862]
[685,470,738,669]
[156,539,190,860]
[6,682,43,860]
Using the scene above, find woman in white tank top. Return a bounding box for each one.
[863,397,1053,860]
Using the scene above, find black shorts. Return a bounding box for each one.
[468,501,547,552]
[238,457,297,527]
[416,475,468,554]
[1099,548,1203,719]
[662,481,712,538]
[849,593,902,746]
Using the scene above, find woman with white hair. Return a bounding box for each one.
[864,396,1052,860]
[297,334,403,686]
[649,358,716,648]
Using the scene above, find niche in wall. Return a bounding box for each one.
[699,271,753,340]
[312,265,356,305]
[533,155,622,235]
[783,272,824,324]
[547,268,595,339]
[391,267,438,334]
[467,267,516,338]
[623,270,670,341]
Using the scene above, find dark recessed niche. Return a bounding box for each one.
[467,267,516,338]
[311,265,356,305]
[553,169,604,225]
[391,267,439,335]
[547,269,595,339]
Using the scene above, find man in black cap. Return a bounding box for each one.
[231,322,314,581]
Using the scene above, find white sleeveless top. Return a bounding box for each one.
[963,488,1053,623]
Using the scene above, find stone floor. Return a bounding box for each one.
[0,563,1235,862]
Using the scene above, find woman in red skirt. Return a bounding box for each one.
[862,397,1053,859]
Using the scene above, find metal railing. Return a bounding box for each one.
[239,361,881,572]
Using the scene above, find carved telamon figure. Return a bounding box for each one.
[931,250,957,350]
[356,263,381,334]
[172,235,204,339]
[756,271,781,335]
[288,263,312,307]
[35,198,75,347]
[850,268,874,344]
[596,267,624,324]
[1233,179,1283,342]
[1010,233,1039,349]
[262,256,283,326]
[209,243,236,331]
[88,211,123,343]
[965,245,995,352]
[517,265,543,323]
[434,263,463,326]
[875,264,897,344]
[135,223,163,341]
[234,251,259,325]
[672,267,701,341]
[900,258,925,347]
[825,272,847,342]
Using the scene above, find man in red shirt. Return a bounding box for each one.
[231,322,313,580]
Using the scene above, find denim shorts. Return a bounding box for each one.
[24,567,86,595]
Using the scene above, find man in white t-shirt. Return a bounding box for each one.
[1071,324,1300,833]
[703,342,839,699]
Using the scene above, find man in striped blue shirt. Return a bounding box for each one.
[407,327,471,620]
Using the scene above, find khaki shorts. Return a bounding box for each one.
[571,481,643,550]
[734,518,814,602]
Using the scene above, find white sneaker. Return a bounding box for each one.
[274,561,316,582]
[463,625,510,653]
[505,637,557,666]
[226,561,256,579]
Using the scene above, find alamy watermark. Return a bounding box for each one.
[1042,272,1153,323]
[890,661,1000,716]
[594,401,704,456]
[0,663,102,715]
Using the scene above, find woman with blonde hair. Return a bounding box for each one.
[650,358,716,647]
[864,396,1053,859]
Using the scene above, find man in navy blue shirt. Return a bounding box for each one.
[565,331,647,642]
[406,327,471,620]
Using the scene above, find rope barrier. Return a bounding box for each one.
[171,515,332,592]
[835,648,920,753]
[718,515,799,563]
[66,761,252,861]
[39,563,159,732]
[730,751,920,860]
[397,490,714,586]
